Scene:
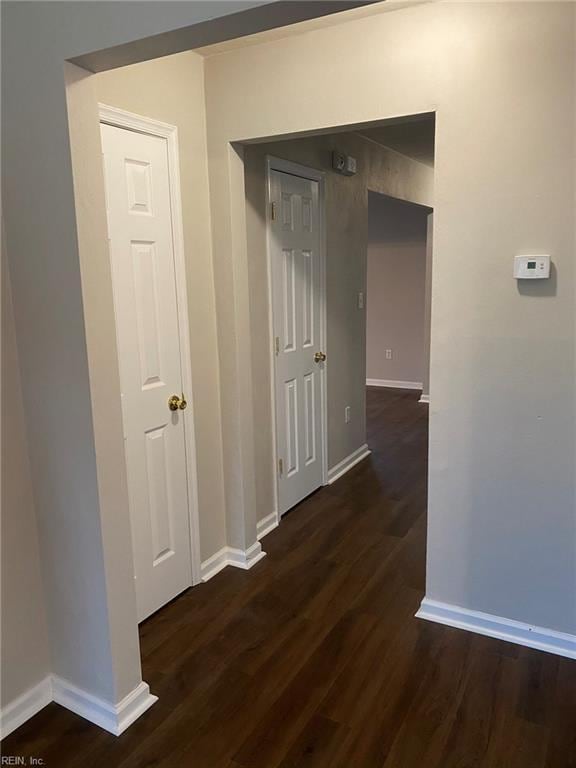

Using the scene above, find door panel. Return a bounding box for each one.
[101,122,193,622]
[282,249,296,351]
[285,378,299,477]
[303,372,316,465]
[271,169,324,515]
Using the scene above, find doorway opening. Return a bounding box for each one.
[366,192,434,400]
[244,114,435,530]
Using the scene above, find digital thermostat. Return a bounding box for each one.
[513,255,550,279]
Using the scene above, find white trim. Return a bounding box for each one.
[99,104,177,140]
[0,676,52,739]
[366,378,423,390]
[1,676,157,739]
[327,444,371,485]
[419,393,430,404]
[265,156,328,517]
[201,543,267,582]
[228,542,267,569]
[416,598,576,660]
[257,511,279,541]
[200,546,230,581]
[52,677,157,736]
[98,104,201,587]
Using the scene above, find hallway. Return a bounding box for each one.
[5,389,574,767]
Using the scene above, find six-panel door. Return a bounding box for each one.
[270,169,324,515]
[101,123,193,622]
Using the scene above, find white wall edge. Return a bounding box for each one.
[416,598,576,660]
[201,542,267,582]
[0,676,53,740]
[327,444,371,485]
[52,676,157,736]
[257,512,279,541]
[419,393,430,404]
[366,378,423,390]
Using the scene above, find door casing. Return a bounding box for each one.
[265,156,328,524]
[99,103,201,588]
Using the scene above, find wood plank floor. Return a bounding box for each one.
[4,387,575,767]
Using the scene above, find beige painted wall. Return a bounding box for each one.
[1,249,51,709]
[94,52,227,562]
[204,1,576,634]
[245,134,433,520]
[366,193,429,385]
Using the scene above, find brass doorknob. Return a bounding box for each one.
[168,394,187,411]
[314,351,327,363]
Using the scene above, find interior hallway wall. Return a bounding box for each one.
[95,51,227,562]
[204,1,576,635]
[1,246,51,712]
[366,193,430,387]
[244,135,433,522]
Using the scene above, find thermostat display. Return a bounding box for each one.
[513,255,550,279]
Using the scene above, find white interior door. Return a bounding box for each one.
[101,122,193,622]
[270,168,325,516]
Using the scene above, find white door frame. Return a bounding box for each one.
[265,156,328,526]
[99,103,201,586]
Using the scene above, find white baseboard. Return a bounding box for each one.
[327,444,371,485]
[366,378,423,390]
[257,512,279,541]
[1,676,157,739]
[201,542,267,582]
[0,676,52,739]
[52,677,157,736]
[227,541,267,569]
[200,546,230,581]
[416,598,576,660]
[419,393,430,404]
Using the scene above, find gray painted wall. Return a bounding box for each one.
[1,245,51,709]
[366,193,430,385]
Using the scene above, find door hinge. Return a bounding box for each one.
[271,201,277,221]
[278,458,283,476]
[275,336,280,355]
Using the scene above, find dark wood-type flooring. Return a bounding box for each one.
[4,388,575,767]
